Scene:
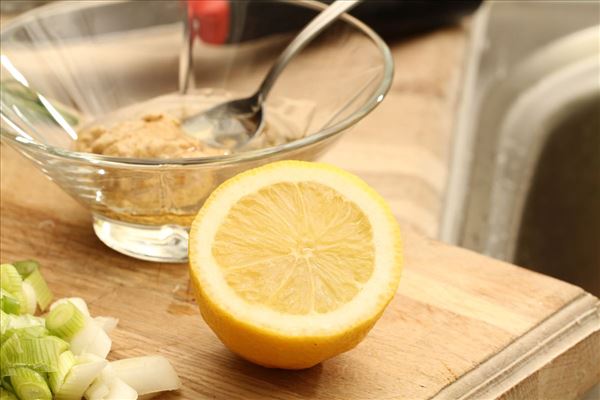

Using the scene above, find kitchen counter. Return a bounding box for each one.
[1,18,599,400]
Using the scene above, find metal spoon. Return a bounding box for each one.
[180,0,361,149]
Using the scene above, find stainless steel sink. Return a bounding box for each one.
[441,1,599,295]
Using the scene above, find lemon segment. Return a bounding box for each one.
[189,161,402,369]
[213,181,375,315]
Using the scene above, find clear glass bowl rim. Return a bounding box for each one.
[0,0,394,168]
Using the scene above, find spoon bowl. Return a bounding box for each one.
[181,0,360,149]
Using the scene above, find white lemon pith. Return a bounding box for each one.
[189,161,402,369]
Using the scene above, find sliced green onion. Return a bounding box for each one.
[0,265,22,297]
[84,365,114,400]
[55,354,107,400]
[3,314,44,331]
[11,261,39,279]
[11,261,53,311]
[2,313,47,343]
[24,270,53,311]
[1,376,15,395]
[48,350,76,394]
[0,265,26,315]
[70,317,111,358]
[0,333,66,375]
[0,387,18,400]
[83,378,109,400]
[9,367,52,400]
[21,282,36,315]
[0,311,9,339]
[94,316,119,334]
[50,298,90,317]
[46,302,85,340]
[0,290,20,316]
[105,376,137,400]
[111,355,181,397]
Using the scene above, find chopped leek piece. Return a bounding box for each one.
[84,365,115,400]
[84,378,109,400]
[69,317,111,358]
[50,298,90,317]
[55,353,107,400]
[105,376,137,400]
[0,290,19,315]
[25,270,53,311]
[46,302,85,340]
[21,283,36,315]
[1,376,14,394]
[48,350,76,394]
[0,265,22,297]
[95,316,119,334]
[0,333,66,375]
[10,367,51,400]
[3,314,45,330]
[11,261,39,279]
[111,356,181,397]
[0,311,8,339]
[0,265,25,314]
[11,261,53,311]
[0,387,17,400]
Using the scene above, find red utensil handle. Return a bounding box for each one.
[187,0,230,45]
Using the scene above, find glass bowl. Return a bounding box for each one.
[0,0,393,262]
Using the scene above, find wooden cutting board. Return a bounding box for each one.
[1,144,599,399]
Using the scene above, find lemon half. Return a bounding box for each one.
[189,161,402,369]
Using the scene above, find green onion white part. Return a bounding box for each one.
[48,351,76,394]
[50,298,90,317]
[54,354,107,400]
[21,283,36,316]
[94,317,119,334]
[69,317,111,359]
[83,376,109,400]
[104,376,137,400]
[85,365,137,400]
[111,355,182,397]
[10,367,52,400]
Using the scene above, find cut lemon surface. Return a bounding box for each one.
[189,161,402,369]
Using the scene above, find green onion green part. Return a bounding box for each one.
[48,350,76,394]
[0,265,22,297]
[24,270,53,311]
[10,367,52,400]
[0,333,66,376]
[46,302,85,341]
[0,290,20,316]
[11,261,40,279]
[0,387,18,400]
[1,376,15,395]
[0,265,26,314]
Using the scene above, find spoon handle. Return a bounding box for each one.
[256,0,361,102]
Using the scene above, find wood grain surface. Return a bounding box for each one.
[2,144,598,399]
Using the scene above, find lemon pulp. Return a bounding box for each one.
[213,181,375,315]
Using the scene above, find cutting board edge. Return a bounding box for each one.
[432,292,600,400]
